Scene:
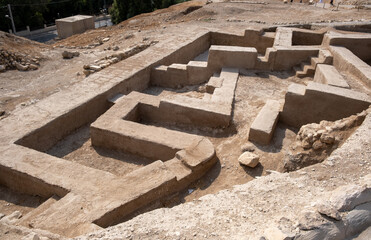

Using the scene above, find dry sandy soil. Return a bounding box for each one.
[0,0,370,239]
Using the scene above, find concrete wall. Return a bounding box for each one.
[56,15,95,39]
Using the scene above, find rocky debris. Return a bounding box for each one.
[22,233,40,240]
[102,37,110,42]
[316,203,341,220]
[0,213,5,220]
[87,65,101,71]
[327,184,371,212]
[264,227,295,240]
[283,109,369,171]
[0,211,22,224]
[62,50,80,59]
[0,48,41,72]
[15,62,28,71]
[83,42,156,76]
[241,142,256,152]
[297,180,371,239]
[238,152,260,168]
[297,210,326,231]
[28,64,39,70]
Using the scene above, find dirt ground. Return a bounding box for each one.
[0,0,371,238]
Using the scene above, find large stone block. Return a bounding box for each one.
[314,64,350,89]
[248,100,280,145]
[208,45,257,70]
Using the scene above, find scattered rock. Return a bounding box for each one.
[83,64,90,70]
[0,49,42,72]
[297,210,324,231]
[62,50,80,59]
[89,65,102,71]
[0,110,5,117]
[113,46,120,51]
[22,233,40,240]
[15,62,28,71]
[1,210,22,224]
[83,69,92,77]
[320,133,335,144]
[312,140,325,150]
[102,37,110,42]
[241,142,256,152]
[238,152,260,168]
[329,184,371,212]
[28,64,39,70]
[264,227,294,240]
[301,139,312,149]
[316,204,341,221]
[0,213,5,220]
[284,110,369,171]
[82,42,153,76]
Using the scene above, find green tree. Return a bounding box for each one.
[110,0,130,24]
[127,0,152,18]
[0,0,113,32]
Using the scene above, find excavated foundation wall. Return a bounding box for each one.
[1,32,214,207]
[210,30,275,54]
[2,25,371,238]
[15,33,211,153]
[0,164,69,198]
[323,33,371,61]
[292,30,324,46]
[330,46,371,88]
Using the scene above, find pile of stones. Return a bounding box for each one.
[0,49,40,72]
[283,108,369,171]
[83,42,154,76]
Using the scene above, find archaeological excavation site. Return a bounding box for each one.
[0,0,370,239]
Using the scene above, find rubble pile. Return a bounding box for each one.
[283,108,369,171]
[0,48,41,72]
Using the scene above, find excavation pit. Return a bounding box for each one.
[1,25,371,238]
